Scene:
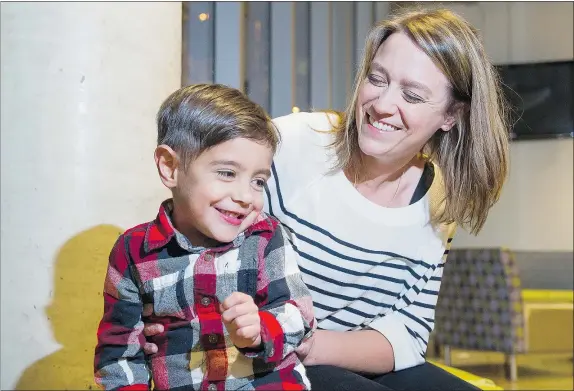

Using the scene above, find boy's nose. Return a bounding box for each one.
[231,183,253,206]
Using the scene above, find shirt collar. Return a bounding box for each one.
[143,199,277,254]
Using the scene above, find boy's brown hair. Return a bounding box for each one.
[157,83,279,170]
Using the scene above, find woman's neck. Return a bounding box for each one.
[344,153,426,208]
[348,153,421,187]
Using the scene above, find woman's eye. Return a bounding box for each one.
[404,92,423,103]
[367,74,387,87]
[217,170,235,179]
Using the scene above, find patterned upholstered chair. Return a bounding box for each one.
[434,248,527,381]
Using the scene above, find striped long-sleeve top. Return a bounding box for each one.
[94,199,316,390]
[264,112,456,371]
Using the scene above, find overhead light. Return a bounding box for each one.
[198,13,209,22]
[292,106,300,113]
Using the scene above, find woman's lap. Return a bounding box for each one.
[305,365,393,391]
[306,362,481,391]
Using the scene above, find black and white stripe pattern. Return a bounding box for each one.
[264,112,455,371]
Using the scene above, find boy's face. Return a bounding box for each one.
[156,137,274,247]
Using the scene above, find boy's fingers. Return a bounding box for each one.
[221,302,258,324]
[231,313,260,329]
[221,306,241,324]
[236,324,260,340]
[221,292,251,311]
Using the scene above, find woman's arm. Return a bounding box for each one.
[301,257,448,374]
[301,329,395,374]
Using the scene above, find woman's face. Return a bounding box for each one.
[355,31,457,165]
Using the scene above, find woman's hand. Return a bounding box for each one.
[142,303,163,355]
[295,331,317,365]
[294,329,395,373]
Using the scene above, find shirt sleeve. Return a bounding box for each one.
[368,227,456,372]
[239,224,317,363]
[94,235,150,390]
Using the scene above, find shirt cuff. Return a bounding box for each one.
[118,385,149,391]
[238,310,284,363]
[368,313,425,371]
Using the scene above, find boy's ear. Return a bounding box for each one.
[154,145,180,189]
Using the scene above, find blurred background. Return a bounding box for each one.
[1,1,572,390]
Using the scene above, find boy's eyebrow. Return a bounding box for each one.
[210,160,271,177]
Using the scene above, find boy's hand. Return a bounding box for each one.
[220,292,262,349]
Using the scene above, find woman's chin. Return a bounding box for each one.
[358,135,393,161]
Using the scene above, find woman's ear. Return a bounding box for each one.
[440,115,457,132]
[154,145,180,189]
[441,102,466,132]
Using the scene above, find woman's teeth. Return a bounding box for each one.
[368,117,399,132]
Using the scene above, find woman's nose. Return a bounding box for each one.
[372,88,399,116]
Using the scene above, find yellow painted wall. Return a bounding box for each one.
[15,225,123,390]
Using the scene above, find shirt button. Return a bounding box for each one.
[200,296,211,306]
[204,253,213,262]
[208,334,218,344]
[208,384,217,391]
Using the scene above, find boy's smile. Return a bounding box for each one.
[216,208,246,226]
[162,137,274,247]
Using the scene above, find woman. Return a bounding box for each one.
[142,8,509,390]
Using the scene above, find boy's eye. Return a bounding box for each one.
[217,170,235,179]
[252,178,267,189]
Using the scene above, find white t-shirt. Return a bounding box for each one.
[264,112,456,371]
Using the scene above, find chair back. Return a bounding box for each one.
[434,248,526,354]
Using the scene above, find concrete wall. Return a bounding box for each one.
[0,3,180,388]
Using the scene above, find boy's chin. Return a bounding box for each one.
[207,215,257,245]
[209,228,242,245]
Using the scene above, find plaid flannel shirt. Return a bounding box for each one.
[94,199,316,391]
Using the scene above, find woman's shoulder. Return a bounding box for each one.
[273,111,339,130]
[273,111,339,146]
[273,111,338,159]
[270,112,338,186]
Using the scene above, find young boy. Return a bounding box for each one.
[94,84,316,390]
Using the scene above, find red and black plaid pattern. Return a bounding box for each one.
[94,199,316,390]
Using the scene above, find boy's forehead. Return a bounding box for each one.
[196,138,274,169]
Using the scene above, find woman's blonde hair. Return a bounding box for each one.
[329,8,510,235]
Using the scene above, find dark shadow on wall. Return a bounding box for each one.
[15,224,123,390]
